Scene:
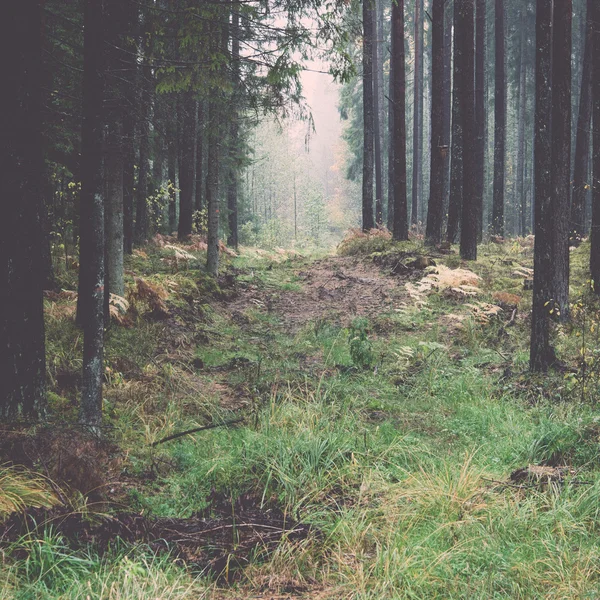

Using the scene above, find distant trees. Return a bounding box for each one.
[1,0,47,420]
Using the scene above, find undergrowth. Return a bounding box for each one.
[4,238,600,598]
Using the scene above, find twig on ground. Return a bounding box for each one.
[150,418,244,447]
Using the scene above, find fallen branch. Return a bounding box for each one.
[150,418,244,447]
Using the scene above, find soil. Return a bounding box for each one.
[227,256,408,332]
[0,491,311,583]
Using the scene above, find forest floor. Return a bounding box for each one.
[3,232,600,599]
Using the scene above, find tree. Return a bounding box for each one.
[178,93,197,240]
[590,0,600,290]
[475,0,485,240]
[447,0,464,243]
[426,0,445,245]
[362,0,375,231]
[530,0,554,372]
[373,0,384,226]
[572,0,593,240]
[79,0,106,426]
[1,0,47,420]
[492,0,505,236]
[550,0,572,321]
[457,0,478,260]
[391,0,408,241]
[412,0,424,227]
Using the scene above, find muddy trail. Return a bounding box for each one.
[225,255,423,332]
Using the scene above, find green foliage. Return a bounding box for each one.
[348,317,375,370]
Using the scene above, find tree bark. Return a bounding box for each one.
[516,4,528,238]
[550,0,572,321]
[442,2,452,223]
[426,0,445,245]
[135,61,152,245]
[458,0,477,260]
[391,0,408,241]
[589,0,600,291]
[475,0,485,240]
[373,0,384,226]
[0,0,47,420]
[492,0,505,236]
[206,97,221,275]
[79,0,105,426]
[412,0,424,227]
[227,5,240,249]
[447,1,463,243]
[572,0,593,240]
[362,0,375,231]
[196,101,205,216]
[530,0,554,372]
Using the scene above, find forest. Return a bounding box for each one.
[2,0,600,597]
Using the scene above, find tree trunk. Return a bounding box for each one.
[178,93,197,240]
[167,99,178,234]
[572,0,593,240]
[373,0,384,226]
[426,0,445,245]
[442,2,452,222]
[206,97,221,275]
[492,0,505,236]
[591,0,600,291]
[135,61,152,245]
[391,0,408,241]
[550,0,572,321]
[516,6,528,238]
[458,0,477,260]
[0,0,47,420]
[387,23,395,232]
[412,0,424,227]
[79,0,105,426]
[475,0,485,240]
[227,5,240,249]
[447,0,464,243]
[195,101,205,216]
[362,0,375,231]
[530,0,554,372]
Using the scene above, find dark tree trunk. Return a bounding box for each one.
[426,0,445,245]
[442,2,452,221]
[447,0,463,243]
[79,0,105,426]
[135,62,152,245]
[412,0,424,227]
[195,101,205,215]
[167,99,178,234]
[362,0,375,231]
[516,25,528,238]
[0,0,47,420]
[227,5,240,250]
[530,0,554,372]
[391,0,408,241]
[591,0,600,291]
[458,0,477,260]
[475,0,485,240]
[387,24,395,232]
[123,111,136,254]
[178,93,197,240]
[492,0,505,236]
[206,97,221,274]
[373,0,384,226]
[550,0,572,321]
[572,0,593,239]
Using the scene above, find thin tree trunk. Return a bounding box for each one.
[195,101,205,216]
[516,6,527,238]
[135,61,152,245]
[442,1,452,222]
[550,0,572,321]
[447,1,463,243]
[362,0,375,231]
[79,0,105,426]
[391,0,408,240]
[591,0,600,291]
[206,97,221,274]
[458,0,477,260]
[572,0,593,239]
[412,0,424,227]
[426,0,445,245]
[530,0,554,372]
[373,0,383,226]
[492,0,505,236]
[0,0,47,420]
[475,0,485,240]
[227,5,240,249]
[387,26,395,231]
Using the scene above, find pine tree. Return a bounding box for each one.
[492,0,505,236]
[362,0,375,231]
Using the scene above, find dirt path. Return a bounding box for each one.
[226,256,407,331]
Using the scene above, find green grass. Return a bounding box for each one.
[6,240,600,598]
